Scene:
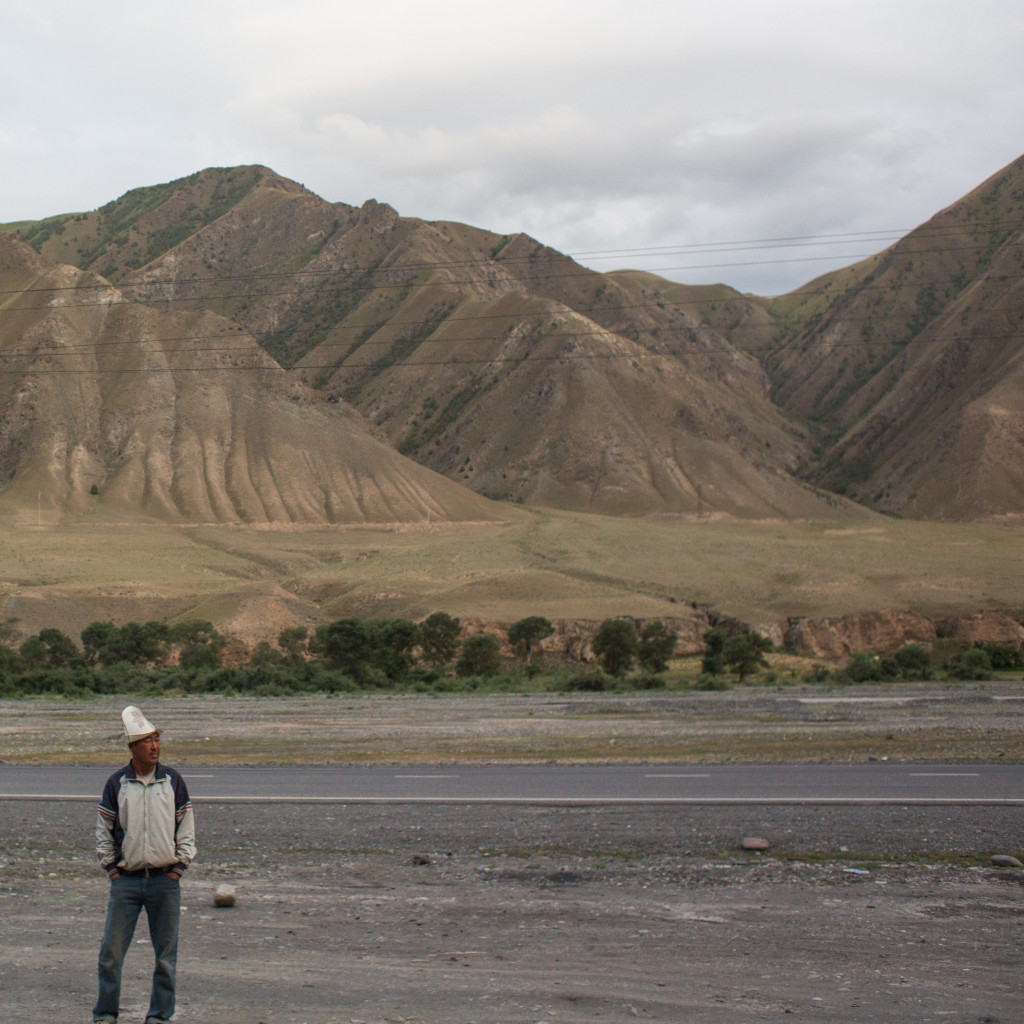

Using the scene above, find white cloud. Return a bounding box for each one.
[2,0,1022,293]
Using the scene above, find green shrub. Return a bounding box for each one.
[975,643,1024,670]
[803,663,833,683]
[695,672,730,690]
[891,644,932,680]
[559,671,608,692]
[632,672,667,691]
[948,647,993,681]
[842,651,881,683]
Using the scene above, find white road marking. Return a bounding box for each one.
[645,773,712,778]
[395,774,460,778]
[910,772,979,777]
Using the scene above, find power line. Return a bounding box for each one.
[568,228,918,260]
[0,235,1016,321]
[0,217,1019,303]
[1,217,1020,377]
[0,257,1014,367]
[2,323,1018,377]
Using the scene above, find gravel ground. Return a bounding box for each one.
[2,799,1022,1024]
[4,686,1024,766]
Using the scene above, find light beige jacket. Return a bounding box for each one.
[96,764,196,877]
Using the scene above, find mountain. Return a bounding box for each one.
[614,157,1024,519]
[763,155,1024,518]
[7,156,1024,521]
[5,166,849,519]
[0,231,498,524]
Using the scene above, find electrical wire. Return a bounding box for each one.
[0,216,1017,302]
[0,217,1020,375]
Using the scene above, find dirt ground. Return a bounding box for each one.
[2,799,1022,1024]
[4,685,1024,765]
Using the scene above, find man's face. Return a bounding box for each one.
[130,732,160,770]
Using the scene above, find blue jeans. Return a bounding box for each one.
[94,872,180,1023]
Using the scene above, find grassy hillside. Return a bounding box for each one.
[1,505,1021,648]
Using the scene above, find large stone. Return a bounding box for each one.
[742,837,770,851]
[213,883,237,907]
[990,855,1023,869]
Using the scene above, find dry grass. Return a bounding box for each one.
[1,507,1022,645]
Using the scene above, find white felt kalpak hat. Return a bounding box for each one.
[122,705,161,743]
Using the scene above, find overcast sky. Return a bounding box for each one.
[2,0,1022,294]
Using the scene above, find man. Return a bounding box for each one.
[94,706,196,1024]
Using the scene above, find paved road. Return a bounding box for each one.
[1,763,1021,803]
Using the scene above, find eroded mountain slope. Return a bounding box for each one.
[10,166,845,517]
[0,232,498,524]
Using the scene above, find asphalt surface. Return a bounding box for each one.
[2,762,1023,803]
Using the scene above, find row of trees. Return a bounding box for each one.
[235,615,683,680]
[3,619,226,673]
[1,615,1019,697]
[838,641,1022,683]
[0,614,681,689]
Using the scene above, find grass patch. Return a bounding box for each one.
[1,510,1023,636]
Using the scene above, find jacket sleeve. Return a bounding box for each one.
[96,774,120,877]
[171,770,196,872]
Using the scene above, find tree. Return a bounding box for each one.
[508,616,554,673]
[0,641,19,678]
[82,621,119,667]
[104,621,171,666]
[701,627,727,676]
[374,618,420,680]
[637,621,677,674]
[722,632,771,682]
[591,619,638,676]
[249,640,284,667]
[277,626,309,663]
[456,633,502,677]
[310,618,420,683]
[311,619,377,678]
[170,619,217,646]
[20,628,80,669]
[171,620,225,670]
[418,612,462,668]
[17,635,48,670]
[976,642,1024,669]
